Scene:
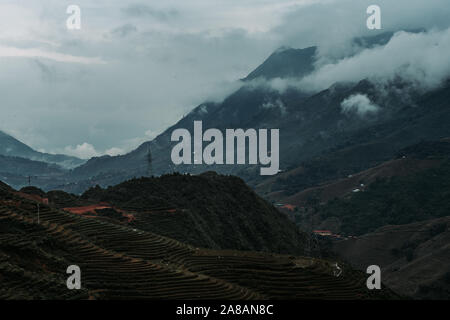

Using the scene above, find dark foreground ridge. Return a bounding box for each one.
[0,177,397,299]
[80,172,307,255]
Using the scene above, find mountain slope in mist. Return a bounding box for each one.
[0,131,85,169]
[23,30,450,195]
[244,46,317,81]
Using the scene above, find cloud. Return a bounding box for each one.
[105,147,124,156]
[64,143,100,159]
[111,24,138,38]
[298,28,450,92]
[341,94,380,117]
[274,0,450,56]
[0,46,106,64]
[122,4,179,20]
[63,143,124,159]
[1,0,450,159]
[261,99,287,115]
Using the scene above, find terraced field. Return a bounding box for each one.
[0,186,396,300]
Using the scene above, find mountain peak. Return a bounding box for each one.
[244,46,317,81]
[273,45,292,53]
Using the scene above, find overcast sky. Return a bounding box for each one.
[1,0,449,158]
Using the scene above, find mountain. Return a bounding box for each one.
[0,130,85,169]
[0,131,86,191]
[58,44,320,190]
[280,139,450,235]
[333,216,450,299]
[19,31,450,197]
[65,76,450,195]
[0,179,397,299]
[0,154,65,176]
[255,80,450,197]
[243,46,317,81]
[272,139,450,299]
[310,157,450,235]
[0,154,69,190]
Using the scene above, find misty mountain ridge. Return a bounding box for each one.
[3,29,450,194]
[53,31,450,192]
[0,130,85,169]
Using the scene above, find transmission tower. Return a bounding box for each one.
[28,175,38,186]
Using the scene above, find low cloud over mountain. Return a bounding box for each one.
[341,94,380,117]
[300,28,450,93]
[1,0,450,157]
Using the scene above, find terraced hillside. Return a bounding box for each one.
[0,181,396,299]
[76,172,309,255]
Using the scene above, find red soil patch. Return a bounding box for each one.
[63,204,112,215]
[63,203,136,223]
